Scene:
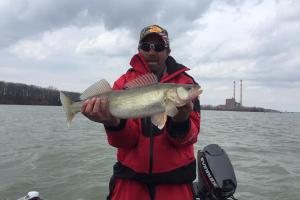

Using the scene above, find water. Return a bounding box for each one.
[0,105,299,200]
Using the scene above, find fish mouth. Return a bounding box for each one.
[191,87,202,97]
[197,88,203,96]
[198,87,203,95]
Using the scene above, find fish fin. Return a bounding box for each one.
[165,101,178,117]
[80,79,112,100]
[124,73,158,89]
[60,92,76,127]
[151,112,167,130]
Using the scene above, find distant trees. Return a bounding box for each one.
[200,104,279,112]
[0,81,79,105]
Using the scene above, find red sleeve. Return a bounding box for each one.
[166,98,201,147]
[104,73,140,149]
[105,119,139,149]
[166,72,201,147]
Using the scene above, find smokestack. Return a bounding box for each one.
[233,81,236,100]
[240,80,243,106]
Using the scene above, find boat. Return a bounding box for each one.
[17,191,43,200]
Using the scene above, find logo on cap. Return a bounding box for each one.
[148,25,163,33]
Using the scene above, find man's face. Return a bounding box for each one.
[139,34,170,74]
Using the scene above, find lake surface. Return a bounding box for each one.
[0,105,299,200]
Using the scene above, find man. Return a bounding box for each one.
[81,25,201,200]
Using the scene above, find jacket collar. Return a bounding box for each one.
[129,53,190,82]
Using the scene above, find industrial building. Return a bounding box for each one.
[225,80,242,109]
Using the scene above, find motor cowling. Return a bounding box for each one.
[194,144,237,200]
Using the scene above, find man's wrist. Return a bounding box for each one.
[171,112,189,122]
[104,119,127,131]
[104,118,120,127]
[167,117,190,138]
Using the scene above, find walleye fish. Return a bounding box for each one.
[60,73,202,129]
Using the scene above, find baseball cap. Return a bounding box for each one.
[139,25,169,47]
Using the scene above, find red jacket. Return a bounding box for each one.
[105,53,201,200]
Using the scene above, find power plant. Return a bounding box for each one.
[240,80,242,106]
[225,80,243,109]
[200,79,278,112]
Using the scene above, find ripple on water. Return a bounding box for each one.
[1,107,300,200]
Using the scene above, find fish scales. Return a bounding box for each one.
[109,84,172,119]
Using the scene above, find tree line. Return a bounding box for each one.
[201,104,279,112]
[0,81,79,106]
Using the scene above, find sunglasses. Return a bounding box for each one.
[139,42,167,52]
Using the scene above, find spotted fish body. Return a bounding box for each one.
[60,73,202,129]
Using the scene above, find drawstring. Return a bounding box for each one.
[148,122,156,200]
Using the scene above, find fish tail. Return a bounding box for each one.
[60,91,76,127]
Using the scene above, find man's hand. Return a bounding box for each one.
[81,97,120,127]
[171,102,193,122]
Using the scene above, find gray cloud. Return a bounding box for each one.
[0,0,212,48]
[1,0,300,111]
[184,0,300,89]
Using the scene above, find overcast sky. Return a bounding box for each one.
[0,0,299,112]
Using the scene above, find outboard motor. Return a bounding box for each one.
[193,144,237,200]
